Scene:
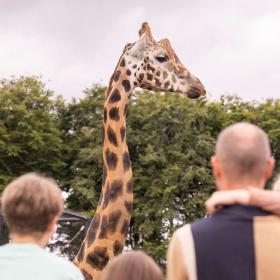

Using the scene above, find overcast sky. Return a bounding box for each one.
[0,0,279,101]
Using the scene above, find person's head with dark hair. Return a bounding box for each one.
[211,122,275,190]
[102,251,164,280]
[1,172,64,247]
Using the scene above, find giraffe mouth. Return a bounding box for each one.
[186,87,202,99]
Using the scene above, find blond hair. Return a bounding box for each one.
[1,173,63,234]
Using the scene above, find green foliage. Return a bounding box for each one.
[0,77,280,264]
[57,85,105,212]
[126,92,215,262]
[0,77,65,191]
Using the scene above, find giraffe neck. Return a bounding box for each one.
[74,56,137,280]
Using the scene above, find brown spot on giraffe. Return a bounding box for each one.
[102,182,111,210]
[109,107,120,121]
[120,58,126,67]
[155,78,162,88]
[122,80,131,92]
[105,149,118,170]
[108,89,121,103]
[86,247,109,270]
[121,219,130,236]
[124,104,128,117]
[120,127,126,142]
[126,178,133,193]
[108,210,122,233]
[107,126,118,147]
[102,165,107,186]
[139,73,144,81]
[122,152,131,172]
[164,81,170,89]
[113,70,121,82]
[113,240,123,256]
[147,73,153,81]
[124,201,133,214]
[110,180,123,201]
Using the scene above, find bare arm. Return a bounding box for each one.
[205,190,250,214]
[205,188,280,215]
[249,188,280,215]
[167,230,189,280]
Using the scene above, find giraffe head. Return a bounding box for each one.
[123,22,206,99]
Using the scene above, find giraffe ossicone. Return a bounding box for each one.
[74,22,206,280]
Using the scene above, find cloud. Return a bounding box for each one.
[196,9,280,100]
[0,0,279,100]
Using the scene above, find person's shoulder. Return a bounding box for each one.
[191,216,211,227]
[173,224,192,237]
[190,214,220,235]
[0,243,29,255]
[170,223,195,245]
[43,252,84,279]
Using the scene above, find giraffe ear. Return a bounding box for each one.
[127,34,147,59]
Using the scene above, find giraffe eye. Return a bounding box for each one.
[155,54,169,63]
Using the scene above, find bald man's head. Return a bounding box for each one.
[215,123,272,185]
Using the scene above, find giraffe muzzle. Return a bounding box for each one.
[185,75,206,99]
[187,86,206,99]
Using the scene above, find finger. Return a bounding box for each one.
[205,198,217,214]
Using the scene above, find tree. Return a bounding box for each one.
[58,85,106,213]
[126,92,215,262]
[0,76,65,191]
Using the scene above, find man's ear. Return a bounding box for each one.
[127,34,147,59]
[264,157,275,180]
[211,156,222,178]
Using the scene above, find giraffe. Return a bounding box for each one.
[74,22,206,280]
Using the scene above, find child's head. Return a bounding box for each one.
[102,251,164,280]
[1,173,63,240]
